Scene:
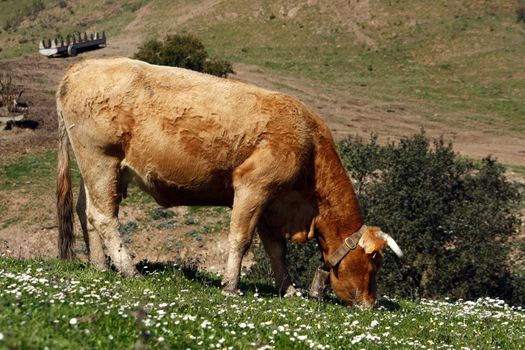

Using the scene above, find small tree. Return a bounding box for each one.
[134,34,234,78]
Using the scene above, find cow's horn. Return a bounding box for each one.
[377,231,403,258]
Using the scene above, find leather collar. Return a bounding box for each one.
[320,224,367,271]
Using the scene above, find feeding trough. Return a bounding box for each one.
[38,31,106,57]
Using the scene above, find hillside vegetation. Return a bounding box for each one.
[1,0,524,139]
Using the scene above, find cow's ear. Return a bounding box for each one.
[358,227,387,255]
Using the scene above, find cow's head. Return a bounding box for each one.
[328,226,402,308]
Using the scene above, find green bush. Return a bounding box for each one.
[344,133,521,303]
[249,132,523,304]
[133,34,234,77]
[203,58,234,79]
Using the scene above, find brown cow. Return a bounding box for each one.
[56,57,402,308]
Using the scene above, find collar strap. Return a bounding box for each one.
[320,224,367,271]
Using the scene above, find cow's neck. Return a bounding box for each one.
[313,134,364,259]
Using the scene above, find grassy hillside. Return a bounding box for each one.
[1,0,524,136]
[0,258,524,349]
[190,0,525,135]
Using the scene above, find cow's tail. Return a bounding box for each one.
[57,109,75,260]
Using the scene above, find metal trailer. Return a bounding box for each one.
[38,31,106,57]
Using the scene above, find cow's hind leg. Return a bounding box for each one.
[76,177,107,270]
[78,153,139,278]
[257,222,297,296]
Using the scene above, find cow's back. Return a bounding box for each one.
[57,57,321,204]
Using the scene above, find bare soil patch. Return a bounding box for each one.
[0,185,244,275]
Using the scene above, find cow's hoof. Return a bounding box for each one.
[221,289,241,297]
[283,286,302,298]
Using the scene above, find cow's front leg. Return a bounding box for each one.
[222,148,279,295]
[222,186,266,295]
[222,145,300,295]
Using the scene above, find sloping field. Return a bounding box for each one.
[0,0,524,164]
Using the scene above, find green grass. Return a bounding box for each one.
[0,150,153,206]
[506,164,525,179]
[0,258,524,349]
[0,151,232,234]
[0,150,55,190]
[0,151,67,229]
[0,150,81,191]
[0,217,22,230]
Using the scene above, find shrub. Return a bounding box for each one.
[249,132,523,304]
[203,58,234,78]
[134,34,234,78]
[345,132,522,303]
